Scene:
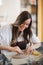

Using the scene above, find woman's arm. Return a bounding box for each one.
[30,33,41,49]
[26,33,41,53]
[30,42,41,49]
[0,25,22,53]
[26,42,41,53]
[0,45,22,53]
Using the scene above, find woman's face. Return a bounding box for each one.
[18,19,31,31]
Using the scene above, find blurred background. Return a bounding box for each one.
[0,0,43,42]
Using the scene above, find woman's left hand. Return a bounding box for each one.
[25,46,34,54]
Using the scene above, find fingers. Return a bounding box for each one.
[15,46,23,54]
[25,47,33,54]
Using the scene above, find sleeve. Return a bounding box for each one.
[0,32,3,45]
[0,25,12,46]
[30,33,40,43]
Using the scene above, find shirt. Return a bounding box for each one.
[0,25,40,54]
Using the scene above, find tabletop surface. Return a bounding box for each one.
[4,48,43,65]
[0,43,43,65]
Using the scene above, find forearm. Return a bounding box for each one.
[31,42,41,49]
[0,45,16,52]
[0,45,22,53]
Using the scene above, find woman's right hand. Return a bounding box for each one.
[11,46,22,53]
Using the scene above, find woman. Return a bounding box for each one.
[0,11,41,54]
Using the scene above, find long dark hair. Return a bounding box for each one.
[11,11,32,46]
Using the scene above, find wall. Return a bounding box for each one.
[42,0,43,42]
[38,0,43,42]
[0,0,21,25]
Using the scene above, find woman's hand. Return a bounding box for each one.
[0,45,22,54]
[25,46,34,54]
[11,46,22,53]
